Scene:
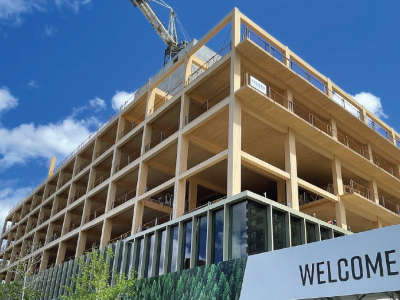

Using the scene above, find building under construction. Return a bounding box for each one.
[1,6,400,300]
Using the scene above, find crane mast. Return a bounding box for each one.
[129,0,188,65]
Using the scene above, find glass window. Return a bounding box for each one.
[196,216,207,267]
[291,216,302,247]
[247,201,267,255]
[125,242,133,277]
[168,226,179,273]
[212,210,224,264]
[320,227,330,240]
[145,234,155,278]
[306,222,317,243]
[156,230,166,276]
[273,209,286,250]
[136,238,144,276]
[182,221,192,270]
[230,202,247,259]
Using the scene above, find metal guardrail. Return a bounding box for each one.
[112,190,136,209]
[144,122,180,153]
[91,172,111,190]
[115,149,141,173]
[243,27,400,150]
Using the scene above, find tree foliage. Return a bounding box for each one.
[1,242,45,300]
[133,257,247,300]
[61,246,137,300]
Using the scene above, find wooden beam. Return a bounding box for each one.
[144,200,173,214]
[241,151,290,180]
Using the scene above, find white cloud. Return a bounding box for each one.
[111,90,136,111]
[0,0,91,25]
[89,97,106,110]
[0,116,98,169]
[351,92,387,119]
[0,86,18,113]
[0,182,32,236]
[28,80,39,88]
[42,24,57,39]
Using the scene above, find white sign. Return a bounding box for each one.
[250,76,267,95]
[240,225,400,300]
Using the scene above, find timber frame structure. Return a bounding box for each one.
[1,8,400,284]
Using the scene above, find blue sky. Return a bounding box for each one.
[0,0,399,231]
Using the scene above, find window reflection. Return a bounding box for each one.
[291,216,302,247]
[182,221,192,270]
[145,234,155,278]
[196,216,207,266]
[320,227,330,240]
[157,230,166,275]
[168,226,179,273]
[230,202,247,259]
[212,210,224,263]
[248,201,267,255]
[273,209,286,250]
[136,238,144,276]
[306,222,317,244]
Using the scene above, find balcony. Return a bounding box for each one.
[236,31,400,159]
[235,77,400,190]
[342,180,400,225]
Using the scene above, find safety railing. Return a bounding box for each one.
[84,206,106,224]
[25,224,35,235]
[242,73,399,174]
[115,149,141,173]
[243,27,326,93]
[184,86,230,125]
[70,190,85,204]
[379,197,400,215]
[44,190,55,200]
[119,115,145,140]
[366,116,391,141]
[38,216,50,226]
[57,177,71,189]
[95,143,112,159]
[53,203,67,216]
[344,180,371,200]
[112,190,136,209]
[187,43,231,84]
[141,213,172,232]
[108,231,131,245]
[8,93,136,218]
[373,154,394,176]
[148,193,174,207]
[149,79,183,114]
[396,138,400,148]
[185,196,227,215]
[336,132,366,158]
[76,160,90,175]
[144,122,180,153]
[91,172,111,190]
[64,219,82,234]
[46,230,62,245]
[331,91,361,119]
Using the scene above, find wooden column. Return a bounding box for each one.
[367,141,373,162]
[332,156,347,230]
[327,78,333,99]
[146,88,156,117]
[284,128,299,210]
[227,12,242,197]
[105,182,117,213]
[329,117,338,140]
[283,46,291,68]
[368,177,379,204]
[131,201,144,235]
[100,219,113,248]
[75,231,87,257]
[40,250,50,271]
[373,218,383,229]
[56,241,67,265]
[116,115,126,142]
[283,89,293,111]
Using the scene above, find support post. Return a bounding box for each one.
[332,156,347,230]
[188,179,198,211]
[368,177,379,204]
[285,128,299,210]
[100,219,113,248]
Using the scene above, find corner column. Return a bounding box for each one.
[332,155,347,230]
[284,128,299,210]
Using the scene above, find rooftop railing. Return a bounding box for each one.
[243,27,400,150]
[187,43,231,84]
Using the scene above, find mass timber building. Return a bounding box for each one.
[1,7,400,290]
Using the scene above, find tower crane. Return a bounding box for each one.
[129,0,189,65]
